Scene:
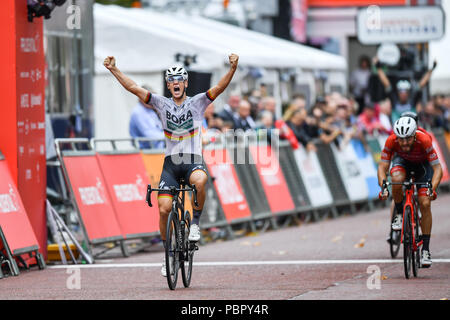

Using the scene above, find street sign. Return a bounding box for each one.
[357,6,445,44]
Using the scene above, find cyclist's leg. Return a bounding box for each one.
[158,196,173,242]
[417,192,432,266]
[416,162,434,254]
[158,158,180,242]
[390,155,407,216]
[187,156,208,225]
[189,170,208,216]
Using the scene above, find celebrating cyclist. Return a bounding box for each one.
[104,53,239,276]
[378,117,443,267]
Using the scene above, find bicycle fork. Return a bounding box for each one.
[401,190,423,252]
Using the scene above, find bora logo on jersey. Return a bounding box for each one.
[166,110,194,131]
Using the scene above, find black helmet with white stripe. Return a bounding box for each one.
[165,66,188,82]
[400,111,418,123]
[393,117,417,138]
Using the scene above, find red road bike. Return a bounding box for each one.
[381,175,432,279]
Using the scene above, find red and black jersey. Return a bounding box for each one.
[381,129,439,165]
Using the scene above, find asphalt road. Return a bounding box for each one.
[1,194,449,301]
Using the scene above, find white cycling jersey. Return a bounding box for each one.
[145,91,214,157]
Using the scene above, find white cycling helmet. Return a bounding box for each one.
[393,116,417,138]
[396,80,411,92]
[165,66,188,82]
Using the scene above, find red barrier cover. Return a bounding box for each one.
[62,155,123,242]
[429,132,450,183]
[0,0,47,258]
[249,145,295,214]
[0,158,40,255]
[203,149,251,222]
[97,153,159,237]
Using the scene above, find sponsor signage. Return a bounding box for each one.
[357,6,445,44]
[203,148,252,222]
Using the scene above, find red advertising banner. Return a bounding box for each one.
[0,1,18,181]
[97,153,160,237]
[203,149,251,222]
[291,0,308,43]
[428,132,450,183]
[62,155,123,242]
[0,1,47,256]
[249,145,295,214]
[0,156,40,255]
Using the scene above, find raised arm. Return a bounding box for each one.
[373,56,391,90]
[207,54,239,100]
[104,56,150,103]
[418,60,437,89]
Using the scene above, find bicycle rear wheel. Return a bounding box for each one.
[181,211,194,288]
[166,210,180,290]
[403,207,412,279]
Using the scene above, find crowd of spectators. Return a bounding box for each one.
[130,61,450,152]
[200,82,450,152]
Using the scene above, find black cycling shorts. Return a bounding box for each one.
[390,154,434,191]
[158,153,207,198]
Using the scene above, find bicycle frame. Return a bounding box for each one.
[399,182,422,252]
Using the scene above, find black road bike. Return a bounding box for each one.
[146,179,199,290]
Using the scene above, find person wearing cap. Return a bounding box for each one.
[378,117,443,267]
[373,56,437,123]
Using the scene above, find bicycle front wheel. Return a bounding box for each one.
[390,213,401,258]
[181,211,194,288]
[412,207,421,277]
[403,207,412,279]
[166,210,180,290]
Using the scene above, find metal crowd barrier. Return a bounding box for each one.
[45,131,450,261]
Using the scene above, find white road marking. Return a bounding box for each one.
[48,259,450,269]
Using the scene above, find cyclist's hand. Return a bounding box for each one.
[229,53,239,69]
[427,189,437,201]
[378,189,389,201]
[432,59,437,71]
[104,56,116,70]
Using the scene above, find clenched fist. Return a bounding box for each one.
[103,56,116,70]
[229,53,239,70]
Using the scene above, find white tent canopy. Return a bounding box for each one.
[93,3,347,139]
[94,4,346,74]
[430,0,450,94]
